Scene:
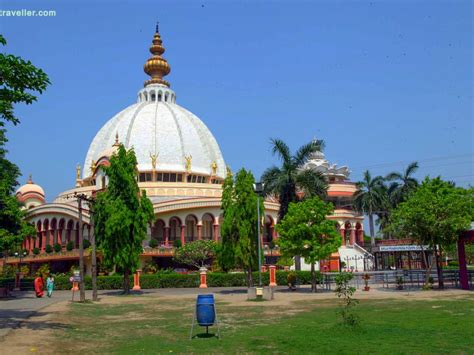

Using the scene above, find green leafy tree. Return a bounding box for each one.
[261,138,327,220]
[0,35,49,256]
[93,145,155,293]
[353,170,386,245]
[216,170,238,271]
[0,130,35,254]
[217,168,263,286]
[262,139,328,270]
[0,35,50,126]
[389,177,473,288]
[174,240,217,269]
[276,197,340,292]
[385,162,419,206]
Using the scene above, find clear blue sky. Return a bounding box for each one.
[2,0,472,201]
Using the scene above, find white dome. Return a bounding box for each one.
[84,85,226,179]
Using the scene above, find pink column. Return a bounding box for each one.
[164,227,170,247]
[180,225,185,246]
[197,224,202,240]
[340,229,346,246]
[49,229,54,246]
[41,231,46,251]
[57,229,63,246]
[213,224,219,242]
[349,229,355,245]
[358,230,364,245]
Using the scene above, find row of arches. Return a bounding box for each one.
[149,214,276,247]
[22,217,92,252]
[138,89,176,104]
[22,214,278,252]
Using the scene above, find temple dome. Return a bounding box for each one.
[83,86,226,179]
[16,175,45,208]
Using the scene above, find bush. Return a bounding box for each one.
[149,239,158,248]
[66,241,74,251]
[33,247,40,255]
[45,244,53,253]
[37,263,50,277]
[173,239,182,248]
[83,239,91,249]
[54,243,62,253]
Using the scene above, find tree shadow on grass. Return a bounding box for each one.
[0,309,70,332]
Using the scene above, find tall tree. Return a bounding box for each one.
[216,170,238,271]
[0,35,50,126]
[389,177,473,288]
[93,145,154,293]
[0,35,50,255]
[385,162,419,205]
[276,197,340,292]
[353,170,386,246]
[217,168,263,286]
[261,138,327,220]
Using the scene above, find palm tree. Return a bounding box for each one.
[353,171,386,246]
[385,162,419,205]
[261,138,328,221]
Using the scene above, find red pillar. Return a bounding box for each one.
[358,230,364,245]
[458,237,469,290]
[213,224,219,242]
[197,224,202,240]
[57,229,62,246]
[199,269,208,288]
[269,265,277,287]
[41,231,46,251]
[164,227,170,247]
[340,229,345,246]
[349,229,355,245]
[180,225,185,246]
[49,229,54,246]
[132,270,141,290]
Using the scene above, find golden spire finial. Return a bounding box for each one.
[211,161,217,176]
[113,132,120,147]
[143,24,171,88]
[27,174,33,184]
[76,164,81,180]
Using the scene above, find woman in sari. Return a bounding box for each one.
[34,274,44,298]
[46,275,55,297]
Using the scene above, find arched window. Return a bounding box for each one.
[151,92,156,102]
[158,91,163,102]
[201,214,214,240]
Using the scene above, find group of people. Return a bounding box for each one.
[34,274,54,298]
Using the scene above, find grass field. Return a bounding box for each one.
[47,293,474,354]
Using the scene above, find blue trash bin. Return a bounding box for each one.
[196,294,215,326]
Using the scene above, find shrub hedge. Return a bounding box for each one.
[0,270,320,290]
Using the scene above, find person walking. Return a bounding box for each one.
[46,274,55,298]
[34,274,44,298]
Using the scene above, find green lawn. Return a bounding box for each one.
[55,295,474,354]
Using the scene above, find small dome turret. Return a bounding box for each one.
[16,174,45,209]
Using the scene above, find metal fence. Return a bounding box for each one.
[321,270,474,291]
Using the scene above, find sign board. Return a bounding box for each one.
[379,245,430,252]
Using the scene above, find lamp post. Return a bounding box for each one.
[253,182,264,288]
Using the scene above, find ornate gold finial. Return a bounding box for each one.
[90,160,96,174]
[211,161,217,176]
[150,152,158,170]
[143,24,171,87]
[226,166,232,177]
[113,132,120,147]
[27,174,33,184]
[184,155,192,173]
[76,164,81,180]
